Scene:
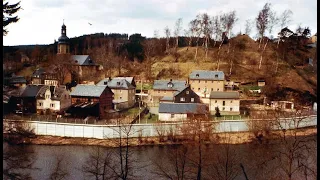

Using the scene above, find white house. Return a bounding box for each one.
[209,91,240,115]
[37,85,71,113]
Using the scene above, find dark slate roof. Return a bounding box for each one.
[71,55,96,66]
[153,80,187,90]
[70,85,109,97]
[159,103,208,114]
[32,68,45,77]
[210,91,240,99]
[96,78,135,89]
[51,86,69,100]
[189,70,225,80]
[21,85,46,97]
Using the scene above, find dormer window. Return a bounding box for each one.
[104,81,108,85]
[117,82,120,86]
[215,74,218,78]
[89,60,93,64]
[196,74,199,77]
[167,82,173,88]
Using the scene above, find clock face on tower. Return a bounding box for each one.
[63,30,65,34]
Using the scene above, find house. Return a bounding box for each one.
[3,86,26,114]
[20,85,47,114]
[160,86,201,103]
[96,77,136,110]
[189,70,225,98]
[257,80,266,87]
[4,76,27,87]
[71,55,102,78]
[36,85,71,114]
[209,91,240,115]
[31,68,59,86]
[158,103,209,121]
[151,79,187,103]
[225,79,234,91]
[69,84,114,118]
[270,101,294,110]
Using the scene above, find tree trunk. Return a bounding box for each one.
[258,39,268,70]
[195,45,199,63]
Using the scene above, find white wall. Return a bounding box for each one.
[159,113,187,121]
[3,115,317,139]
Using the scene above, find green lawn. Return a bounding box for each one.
[137,113,159,124]
[124,107,145,116]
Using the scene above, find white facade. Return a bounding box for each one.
[37,89,62,112]
[158,113,187,121]
[209,99,240,115]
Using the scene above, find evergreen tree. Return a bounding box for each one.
[3,0,21,36]
[215,107,221,117]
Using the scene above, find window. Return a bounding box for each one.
[230,107,233,111]
[215,100,217,103]
[191,98,194,102]
[211,88,213,91]
[120,97,122,99]
[186,91,189,94]
[223,107,225,111]
[171,114,175,118]
[198,88,200,91]
[180,97,185,102]
[39,102,42,106]
[51,104,54,107]
[230,100,233,103]
[217,88,219,91]
[196,73,199,77]
[223,101,225,106]
[215,74,218,78]
[198,80,200,83]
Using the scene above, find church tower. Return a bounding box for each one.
[57,21,70,54]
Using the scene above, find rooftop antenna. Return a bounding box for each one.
[63,19,65,24]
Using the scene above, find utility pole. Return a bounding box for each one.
[138,80,142,124]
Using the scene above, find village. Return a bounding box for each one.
[3,22,317,126]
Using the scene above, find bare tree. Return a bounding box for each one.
[164,26,171,53]
[174,18,183,50]
[256,3,272,49]
[152,145,191,180]
[49,155,69,180]
[200,13,213,60]
[3,144,37,180]
[221,10,238,39]
[191,16,203,63]
[244,19,253,36]
[81,146,113,180]
[206,133,242,180]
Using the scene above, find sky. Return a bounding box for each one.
[3,0,317,46]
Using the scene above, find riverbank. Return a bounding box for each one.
[3,126,317,147]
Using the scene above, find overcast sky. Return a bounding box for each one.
[3,0,317,46]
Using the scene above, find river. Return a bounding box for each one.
[3,134,317,180]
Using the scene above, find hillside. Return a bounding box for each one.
[145,35,317,97]
[6,34,317,103]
